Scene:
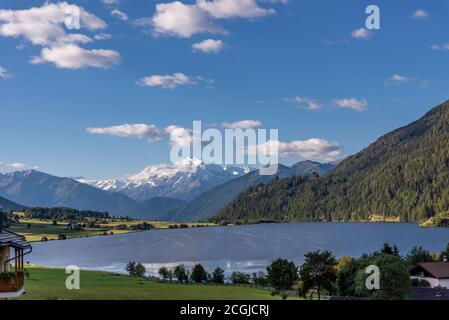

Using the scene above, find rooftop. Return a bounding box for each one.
[0,229,31,250]
[412,262,449,279]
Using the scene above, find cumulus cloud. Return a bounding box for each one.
[333,98,368,112]
[0,2,105,46]
[150,1,225,38]
[196,0,275,19]
[192,39,224,53]
[221,120,262,129]
[138,73,212,89]
[0,66,12,79]
[147,0,277,38]
[87,123,198,147]
[411,9,430,20]
[87,124,167,142]
[351,28,372,40]
[285,96,321,111]
[111,9,129,21]
[0,2,120,69]
[30,44,120,69]
[247,139,342,161]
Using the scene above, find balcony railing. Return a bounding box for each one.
[0,272,24,293]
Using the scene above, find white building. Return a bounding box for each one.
[411,262,449,289]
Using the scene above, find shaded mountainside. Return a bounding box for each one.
[164,161,336,222]
[0,170,137,214]
[122,197,188,220]
[0,196,26,210]
[216,100,449,223]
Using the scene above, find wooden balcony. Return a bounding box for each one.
[0,272,24,293]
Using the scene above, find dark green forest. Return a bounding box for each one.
[215,100,449,223]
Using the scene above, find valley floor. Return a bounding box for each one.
[18,267,293,300]
[10,216,215,242]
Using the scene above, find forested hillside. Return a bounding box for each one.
[216,100,449,222]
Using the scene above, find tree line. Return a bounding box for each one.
[125,242,449,300]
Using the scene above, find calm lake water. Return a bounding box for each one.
[29,223,449,277]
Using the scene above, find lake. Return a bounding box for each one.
[29,223,449,277]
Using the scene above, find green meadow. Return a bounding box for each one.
[19,267,293,300]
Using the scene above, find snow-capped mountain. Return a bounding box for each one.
[78,158,253,201]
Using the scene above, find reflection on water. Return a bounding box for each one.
[29,223,449,277]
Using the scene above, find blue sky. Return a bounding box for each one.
[1,0,449,179]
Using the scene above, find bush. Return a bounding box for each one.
[57,234,67,240]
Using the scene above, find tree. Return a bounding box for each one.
[299,251,337,300]
[211,267,225,284]
[355,254,411,300]
[379,243,400,256]
[230,272,251,284]
[406,246,434,265]
[191,264,208,283]
[126,261,146,277]
[336,257,371,297]
[174,265,189,282]
[267,259,298,296]
[158,267,173,282]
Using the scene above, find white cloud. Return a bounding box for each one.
[0,66,12,79]
[192,39,224,53]
[412,9,430,20]
[0,2,105,46]
[139,73,194,89]
[151,1,225,38]
[0,162,33,171]
[87,123,197,147]
[431,43,449,51]
[286,96,321,111]
[248,139,342,161]
[138,73,213,89]
[31,44,120,69]
[386,74,411,85]
[147,0,278,38]
[351,28,372,40]
[0,2,120,69]
[221,120,262,129]
[333,98,368,112]
[103,0,120,5]
[111,9,129,21]
[87,124,166,142]
[94,33,113,41]
[196,0,275,19]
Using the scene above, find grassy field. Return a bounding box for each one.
[9,215,216,242]
[19,267,294,300]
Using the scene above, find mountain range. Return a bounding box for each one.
[78,158,252,202]
[216,100,449,223]
[0,195,26,211]
[0,170,137,214]
[164,161,336,222]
